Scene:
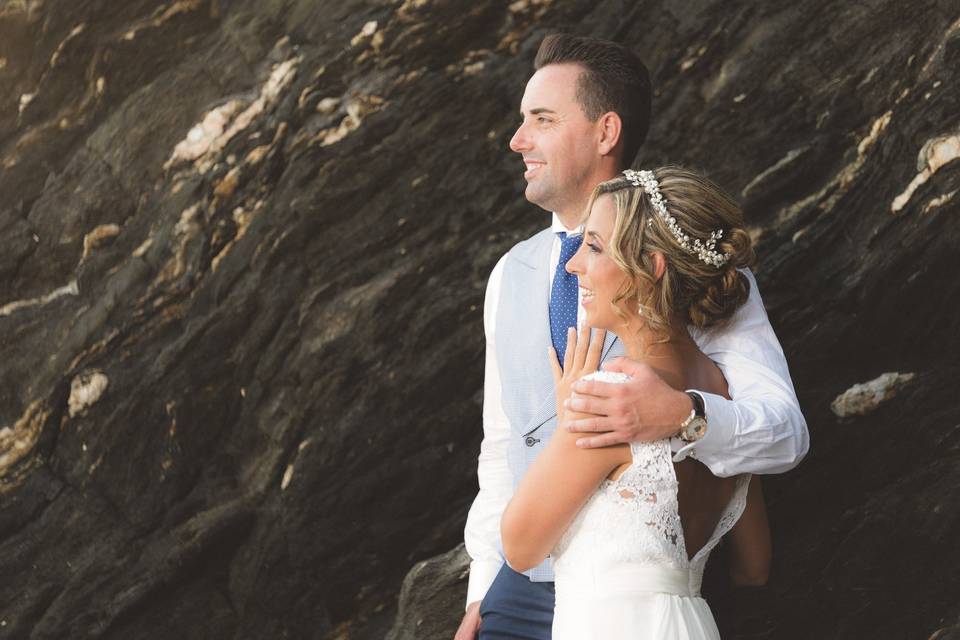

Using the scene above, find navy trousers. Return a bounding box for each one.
[479,565,555,639]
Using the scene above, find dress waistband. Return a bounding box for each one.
[554,565,696,598]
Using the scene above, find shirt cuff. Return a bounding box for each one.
[466,559,503,609]
[671,390,736,465]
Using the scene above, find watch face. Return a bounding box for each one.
[685,417,707,441]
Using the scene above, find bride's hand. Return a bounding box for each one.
[549,326,606,420]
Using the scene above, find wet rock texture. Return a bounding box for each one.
[0,0,958,638]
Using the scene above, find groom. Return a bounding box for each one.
[457,34,809,639]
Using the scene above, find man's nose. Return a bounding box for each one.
[509,122,530,153]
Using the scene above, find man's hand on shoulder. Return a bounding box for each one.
[454,601,482,640]
[563,357,692,448]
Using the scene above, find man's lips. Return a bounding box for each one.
[523,159,545,179]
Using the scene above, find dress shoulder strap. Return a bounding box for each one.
[689,474,751,566]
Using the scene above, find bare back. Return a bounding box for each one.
[609,345,738,560]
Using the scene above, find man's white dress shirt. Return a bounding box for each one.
[464,214,809,606]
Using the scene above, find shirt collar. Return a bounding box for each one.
[550,212,583,237]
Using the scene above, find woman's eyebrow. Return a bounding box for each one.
[586,230,604,243]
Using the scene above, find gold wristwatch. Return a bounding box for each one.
[678,391,707,443]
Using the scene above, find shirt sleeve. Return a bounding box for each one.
[463,253,512,607]
[677,269,810,477]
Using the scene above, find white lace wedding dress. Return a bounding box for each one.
[551,371,750,639]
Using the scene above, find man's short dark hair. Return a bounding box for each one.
[534,34,652,167]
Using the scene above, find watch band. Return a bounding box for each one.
[686,391,705,417]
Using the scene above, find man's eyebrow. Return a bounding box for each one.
[519,107,558,116]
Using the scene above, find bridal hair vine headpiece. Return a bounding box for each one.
[622,169,731,268]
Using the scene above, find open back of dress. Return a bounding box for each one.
[550,371,750,640]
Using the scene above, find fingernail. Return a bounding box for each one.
[575,439,585,448]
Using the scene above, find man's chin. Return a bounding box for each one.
[524,184,554,212]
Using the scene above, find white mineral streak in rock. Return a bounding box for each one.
[318,95,386,146]
[774,110,892,232]
[82,223,121,259]
[165,100,244,169]
[351,20,378,46]
[0,57,7,70]
[857,66,878,89]
[891,132,960,213]
[96,77,106,96]
[168,204,202,274]
[50,23,86,67]
[919,17,960,77]
[830,372,915,418]
[680,45,707,72]
[352,21,384,64]
[397,0,429,15]
[133,237,153,257]
[316,97,340,114]
[244,144,270,164]
[281,463,295,490]
[0,400,46,477]
[857,110,892,156]
[211,201,264,271]
[0,280,79,317]
[175,203,201,236]
[923,189,957,214]
[281,439,312,490]
[123,0,204,42]
[742,145,808,198]
[463,61,485,75]
[165,53,301,173]
[68,371,110,418]
[18,93,35,115]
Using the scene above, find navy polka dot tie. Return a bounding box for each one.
[550,232,582,363]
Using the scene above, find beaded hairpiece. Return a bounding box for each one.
[622,169,731,268]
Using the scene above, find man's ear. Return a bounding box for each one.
[650,251,667,281]
[597,111,623,157]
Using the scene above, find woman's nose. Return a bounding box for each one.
[566,242,584,275]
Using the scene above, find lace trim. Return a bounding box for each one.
[553,370,752,593]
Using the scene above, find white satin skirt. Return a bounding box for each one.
[552,565,721,640]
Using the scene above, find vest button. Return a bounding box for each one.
[524,436,539,447]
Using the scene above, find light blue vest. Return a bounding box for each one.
[495,227,626,582]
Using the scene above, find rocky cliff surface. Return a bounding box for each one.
[1,0,958,638]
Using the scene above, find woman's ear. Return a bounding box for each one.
[650,251,667,281]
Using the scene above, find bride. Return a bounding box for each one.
[501,167,772,639]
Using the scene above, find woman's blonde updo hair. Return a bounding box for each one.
[586,165,756,335]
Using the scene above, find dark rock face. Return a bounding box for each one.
[385,544,469,640]
[0,1,958,639]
